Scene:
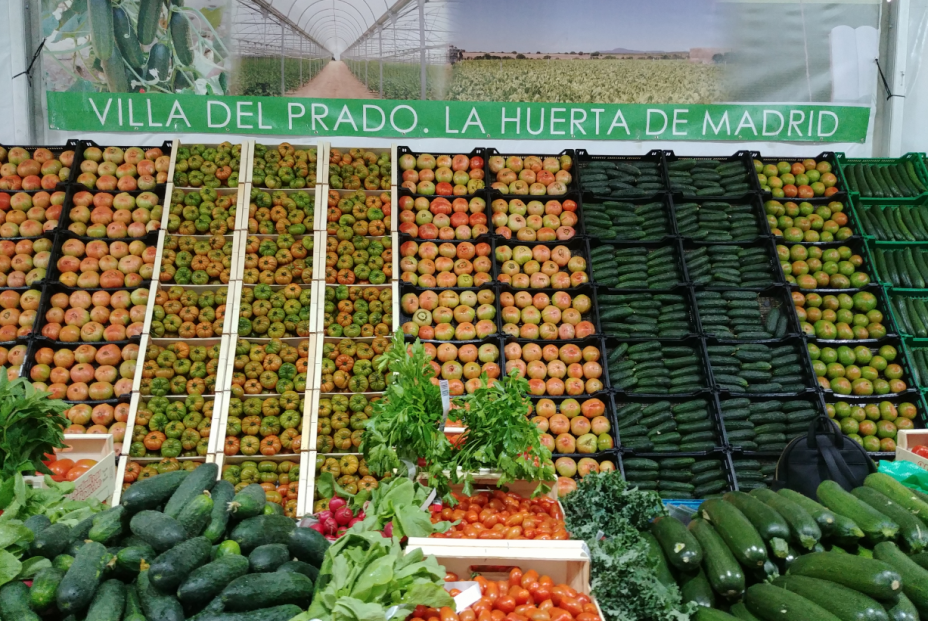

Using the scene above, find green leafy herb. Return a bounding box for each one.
[0,473,104,526]
[450,371,555,497]
[0,375,68,479]
[0,521,34,587]
[296,530,453,621]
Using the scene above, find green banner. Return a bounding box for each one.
[47,92,870,142]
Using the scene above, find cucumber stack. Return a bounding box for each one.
[622,457,730,500]
[707,343,811,394]
[857,203,928,241]
[615,398,718,453]
[666,159,754,197]
[721,398,821,452]
[686,245,779,288]
[843,160,928,198]
[579,159,665,198]
[582,200,671,240]
[607,341,707,395]
[695,291,790,340]
[890,293,928,337]
[871,246,928,288]
[589,244,685,289]
[598,292,695,339]
[674,201,762,241]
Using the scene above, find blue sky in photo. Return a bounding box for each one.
[449,0,723,53]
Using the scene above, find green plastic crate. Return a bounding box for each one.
[866,240,928,290]
[852,195,928,243]
[836,153,928,204]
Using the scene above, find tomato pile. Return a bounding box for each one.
[0,146,74,191]
[161,234,234,285]
[56,237,157,289]
[78,145,169,191]
[42,287,149,342]
[68,189,161,238]
[64,401,129,448]
[531,397,613,456]
[400,240,492,288]
[172,143,241,189]
[167,187,237,236]
[320,337,392,393]
[398,152,486,196]
[253,142,317,189]
[224,393,305,456]
[503,342,604,397]
[239,284,311,339]
[326,189,390,238]
[500,291,595,341]
[230,338,310,397]
[0,238,52,287]
[401,289,497,341]
[492,198,578,242]
[497,245,588,289]
[244,234,313,286]
[45,457,99,482]
[315,393,375,453]
[421,341,501,394]
[140,341,220,397]
[397,195,489,241]
[248,188,314,236]
[129,395,215,458]
[329,148,392,192]
[429,490,568,540]
[30,342,137,401]
[323,285,393,338]
[0,190,65,237]
[151,286,225,340]
[0,288,40,341]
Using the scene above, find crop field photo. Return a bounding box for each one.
[446,0,728,104]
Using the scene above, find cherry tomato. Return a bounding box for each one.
[509,568,523,588]
[48,460,74,477]
[495,596,516,614]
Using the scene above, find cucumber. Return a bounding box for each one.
[229,484,267,519]
[137,570,184,621]
[853,487,928,553]
[695,609,740,621]
[145,42,172,86]
[178,492,215,538]
[188,604,304,621]
[681,567,715,609]
[651,517,703,571]
[773,575,890,621]
[149,536,212,591]
[165,463,218,519]
[788,552,903,600]
[57,540,108,613]
[31,522,72,558]
[745,583,843,621]
[89,506,125,545]
[688,516,745,598]
[177,554,250,608]
[730,602,763,621]
[29,567,64,614]
[137,0,162,45]
[230,514,296,554]
[0,581,40,621]
[205,480,236,543]
[219,572,313,612]
[864,473,928,522]
[120,469,188,514]
[87,0,115,60]
[170,11,194,65]
[124,584,145,621]
[642,532,676,588]
[249,543,291,573]
[85,579,126,621]
[700,498,768,568]
[130,510,188,552]
[818,481,899,544]
[884,593,919,621]
[112,6,145,68]
[24,514,51,537]
[751,488,822,549]
[873,541,928,613]
[778,488,838,536]
[723,491,790,558]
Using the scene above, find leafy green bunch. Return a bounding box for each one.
[0,375,68,479]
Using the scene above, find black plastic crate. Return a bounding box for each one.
[728,453,779,492]
[588,237,689,290]
[20,337,136,404]
[580,193,675,243]
[498,283,599,341]
[620,451,735,500]
[670,193,768,243]
[0,140,83,190]
[811,337,917,399]
[0,231,57,289]
[76,140,173,191]
[762,192,858,243]
[823,393,927,459]
[716,392,825,454]
[500,335,609,400]
[705,336,818,396]
[776,236,876,291]
[694,285,803,342]
[396,236,495,289]
[663,151,756,200]
[493,237,590,290]
[396,146,488,199]
[604,335,710,396]
[575,149,666,201]
[33,281,147,346]
[58,183,166,238]
[48,230,160,291]
[613,393,725,453]
[597,285,700,341]
[398,285,500,341]
[684,237,784,289]
[797,285,900,346]
[485,149,577,200]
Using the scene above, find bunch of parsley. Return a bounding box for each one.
[561,471,693,621]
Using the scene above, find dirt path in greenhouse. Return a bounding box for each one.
[289,61,378,99]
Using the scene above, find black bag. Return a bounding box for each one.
[774,415,877,498]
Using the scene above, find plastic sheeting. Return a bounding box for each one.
[902,0,928,154]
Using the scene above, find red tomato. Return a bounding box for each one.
[65,465,90,481]
[495,596,516,614]
[48,459,74,476]
[913,446,928,458]
[74,459,98,468]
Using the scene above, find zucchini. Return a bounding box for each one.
[730,603,763,621]
[165,463,218,519]
[873,541,928,613]
[145,42,172,86]
[752,488,821,548]
[700,498,768,568]
[137,570,184,621]
[745,583,843,621]
[864,473,928,522]
[773,575,890,621]
[818,481,899,544]
[723,491,790,558]
[779,488,838,536]
[884,593,919,621]
[87,0,115,60]
[120,469,188,514]
[85,579,126,621]
[177,554,250,608]
[688,516,745,598]
[219,572,313,612]
[788,552,903,600]
[642,532,676,588]
[56,540,108,613]
[149,536,212,591]
[681,567,715,609]
[695,609,740,621]
[853,487,928,553]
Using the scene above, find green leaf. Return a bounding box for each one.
[0,523,33,550]
[17,556,51,579]
[0,550,22,587]
[332,597,389,621]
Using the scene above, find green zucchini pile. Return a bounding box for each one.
[857,204,928,241]
[843,161,928,198]
[0,464,328,621]
[590,245,684,290]
[654,473,928,620]
[674,201,762,241]
[721,398,821,452]
[624,457,730,501]
[616,398,718,453]
[579,160,665,198]
[906,346,928,391]
[707,343,810,394]
[891,293,928,338]
[582,200,671,240]
[666,159,755,197]
[687,246,779,288]
[872,246,928,288]
[598,292,695,339]
[607,341,707,396]
[695,291,790,340]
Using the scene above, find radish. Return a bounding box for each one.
[322,517,338,536]
[334,505,354,526]
[348,517,364,527]
[382,521,394,538]
[329,497,347,511]
[307,522,324,534]
[316,509,333,523]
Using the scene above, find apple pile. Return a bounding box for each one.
[399,240,491,288]
[778,243,871,290]
[140,341,221,397]
[0,344,26,380]
[329,148,391,192]
[501,290,595,340]
[239,283,310,338]
[756,158,839,199]
[0,190,65,237]
[531,397,613,456]
[167,187,237,236]
[173,142,241,189]
[765,199,852,241]
[243,234,313,286]
[326,189,389,238]
[399,152,486,196]
[316,393,375,453]
[56,237,156,289]
[397,195,488,240]
[249,188,314,236]
[0,146,74,191]
[30,342,137,401]
[492,198,578,241]
[0,288,40,341]
[324,234,391,285]
[489,154,573,196]
[161,234,233,285]
[151,286,226,340]
[42,288,148,342]
[253,142,317,189]
[68,190,161,238]
[401,288,496,341]
[320,337,392,393]
[555,457,617,497]
[128,396,216,458]
[230,338,310,398]
[224,392,305,456]
[0,238,51,287]
[324,285,392,339]
[420,341,501,395]
[78,145,169,191]
[64,401,130,446]
[497,244,588,288]
[504,341,604,397]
